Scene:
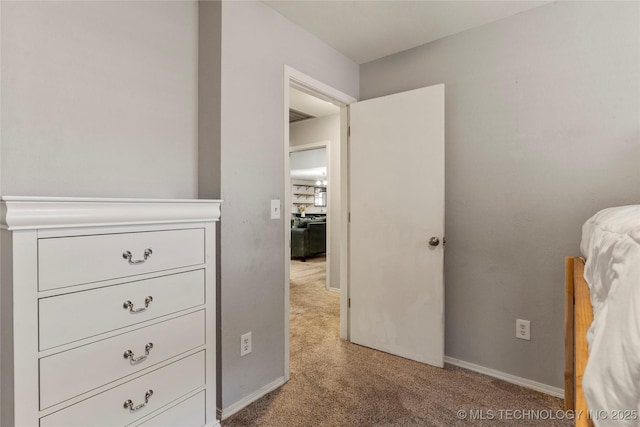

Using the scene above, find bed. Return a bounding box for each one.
[565,205,640,427]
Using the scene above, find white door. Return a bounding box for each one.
[349,84,445,367]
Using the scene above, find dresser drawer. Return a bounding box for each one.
[38,228,205,291]
[40,310,205,409]
[135,391,205,427]
[40,351,205,427]
[39,270,204,350]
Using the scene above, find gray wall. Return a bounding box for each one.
[290,114,341,291]
[216,1,358,411]
[0,1,199,198]
[199,1,222,200]
[0,0,358,415]
[0,3,3,413]
[197,0,223,410]
[0,1,200,416]
[360,1,640,389]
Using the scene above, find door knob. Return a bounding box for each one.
[429,237,440,247]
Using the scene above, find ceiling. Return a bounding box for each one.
[265,1,552,64]
[290,87,340,122]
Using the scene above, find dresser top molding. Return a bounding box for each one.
[1,196,222,231]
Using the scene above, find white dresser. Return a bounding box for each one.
[0,197,221,427]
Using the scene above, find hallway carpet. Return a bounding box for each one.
[223,256,571,426]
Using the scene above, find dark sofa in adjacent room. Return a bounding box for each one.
[291,216,326,261]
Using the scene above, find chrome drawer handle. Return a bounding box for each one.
[123,296,153,313]
[122,249,153,265]
[123,343,153,364]
[123,390,153,412]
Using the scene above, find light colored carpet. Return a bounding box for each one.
[223,256,571,426]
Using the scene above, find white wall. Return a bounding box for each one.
[290,114,341,290]
[290,147,327,170]
[290,115,340,151]
[360,1,640,389]
[0,1,199,198]
[216,1,358,412]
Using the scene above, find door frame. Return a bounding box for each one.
[289,141,331,289]
[283,66,356,381]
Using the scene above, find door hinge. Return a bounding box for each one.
[348,298,351,308]
[348,212,351,222]
[348,126,351,137]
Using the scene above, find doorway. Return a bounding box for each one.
[283,66,356,381]
[289,145,329,278]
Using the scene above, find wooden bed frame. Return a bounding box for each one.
[564,256,594,427]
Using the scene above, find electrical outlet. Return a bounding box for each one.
[241,332,252,356]
[516,319,530,341]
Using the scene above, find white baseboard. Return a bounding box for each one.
[328,287,340,293]
[220,376,286,420]
[444,356,564,399]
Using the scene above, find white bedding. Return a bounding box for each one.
[580,205,640,426]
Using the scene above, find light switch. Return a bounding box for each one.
[270,199,281,219]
